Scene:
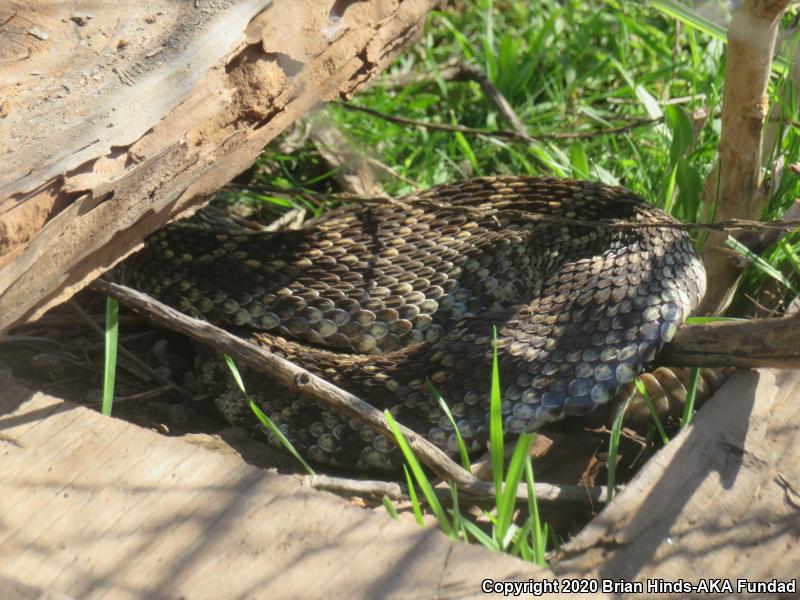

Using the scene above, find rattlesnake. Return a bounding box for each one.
[118,176,706,469]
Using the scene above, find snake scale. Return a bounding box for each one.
[118,176,706,470]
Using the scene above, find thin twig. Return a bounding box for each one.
[374,56,463,90]
[452,64,529,138]
[85,384,177,404]
[92,279,609,509]
[310,114,385,197]
[404,200,800,234]
[364,158,422,190]
[335,101,661,142]
[306,474,404,499]
[0,335,65,348]
[262,208,307,232]
[306,472,604,511]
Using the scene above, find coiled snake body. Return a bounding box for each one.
[119,176,706,469]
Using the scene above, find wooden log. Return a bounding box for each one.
[662,311,800,368]
[0,0,440,334]
[554,367,800,592]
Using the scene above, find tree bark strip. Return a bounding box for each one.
[0,0,441,334]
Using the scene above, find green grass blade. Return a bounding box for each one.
[224,354,247,391]
[726,236,799,294]
[663,163,678,215]
[607,390,633,503]
[385,410,455,538]
[490,326,504,502]
[223,354,316,476]
[780,239,800,278]
[101,298,119,417]
[649,0,726,42]
[570,143,590,179]
[495,433,536,550]
[460,517,500,551]
[451,109,479,173]
[382,496,399,520]
[403,464,425,527]
[249,400,316,476]
[510,517,534,559]
[525,455,547,567]
[427,380,472,471]
[634,378,669,446]
[685,316,746,324]
[665,104,694,165]
[673,156,703,222]
[680,367,701,429]
[448,481,463,538]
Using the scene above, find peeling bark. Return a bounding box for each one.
[0,0,439,333]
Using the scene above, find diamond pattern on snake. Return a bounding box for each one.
[117,176,706,470]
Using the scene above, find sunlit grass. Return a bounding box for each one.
[385,333,549,565]
[680,367,702,428]
[427,380,472,471]
[223,354,316,476]
[101,298,119,417]
[607,388,633,504]
[634,378,670,446]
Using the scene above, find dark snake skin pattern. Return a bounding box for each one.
[118,176,706,469]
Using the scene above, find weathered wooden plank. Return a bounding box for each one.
[4,365,797,598]
[555,368,800,594]
[0,379,550,599]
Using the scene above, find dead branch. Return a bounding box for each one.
[308,472,584,509]
[335,101,661,142]
[375,59,544,145]
[696,0,793,315]
[453,64,530,138]
[662,310,800,368]
[309,113,387,198]
[92,279,609,509]
[306,474,404,499]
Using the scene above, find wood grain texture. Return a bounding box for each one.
[662,311,800,368]
[0,376,550,599]
[0,0,439,334]
[2,366,798,596]
[554,367,800,591]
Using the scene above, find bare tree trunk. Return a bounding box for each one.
[697,0,791,315]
